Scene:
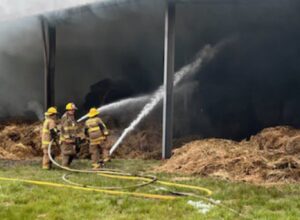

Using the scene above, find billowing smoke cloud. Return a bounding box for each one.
[0,0,300,140]
[0,0,127,21]
[0,17,43,119]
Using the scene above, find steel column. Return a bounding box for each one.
[41,17,56,111]
[162,1,176,159]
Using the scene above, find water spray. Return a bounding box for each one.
[109,44,220,155]
[78,95,149,122]
[77,38,232,156]
[78,43,219,123]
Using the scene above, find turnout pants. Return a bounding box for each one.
[42,143,59,169]
[42,148,51,169]
[61,143,76,167]
[89,144,103,164]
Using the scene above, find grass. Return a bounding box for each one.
[0,159,300,220]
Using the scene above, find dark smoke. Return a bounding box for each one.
[1,0,300,140]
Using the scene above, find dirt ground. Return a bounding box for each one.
[1,120,300,184]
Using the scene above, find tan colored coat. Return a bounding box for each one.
[41,116,57,149]
[60,113,77,144]
[85,117,108,145]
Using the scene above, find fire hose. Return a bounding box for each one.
[0,141,212,200]
[0,142,254,219]
[48,141,213,198]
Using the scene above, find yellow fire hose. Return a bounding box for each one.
[0,176,176,200]
[96,173,213,196]
[0,141,212,200]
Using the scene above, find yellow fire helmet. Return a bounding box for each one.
[45,107,58,116]
[66,102,78,111]
[87,108,100,118]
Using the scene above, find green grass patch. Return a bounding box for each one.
[0,159,299,220]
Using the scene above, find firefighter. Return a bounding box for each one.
[60,102,78,167]
[84,108,109,169]
[41,107,59,170]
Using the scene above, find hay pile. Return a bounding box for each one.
[111,129,162,159]
[157,126,300,184]
[0,121,42,160]
[2,120,300,184]
[0,121,162,160]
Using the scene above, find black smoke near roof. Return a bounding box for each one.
[0,0,300,139]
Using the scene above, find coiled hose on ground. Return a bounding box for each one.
[48,140,213,198]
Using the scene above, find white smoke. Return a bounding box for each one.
[26,101,44,120]
[0,17,43,118]
[0,0,127,22]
